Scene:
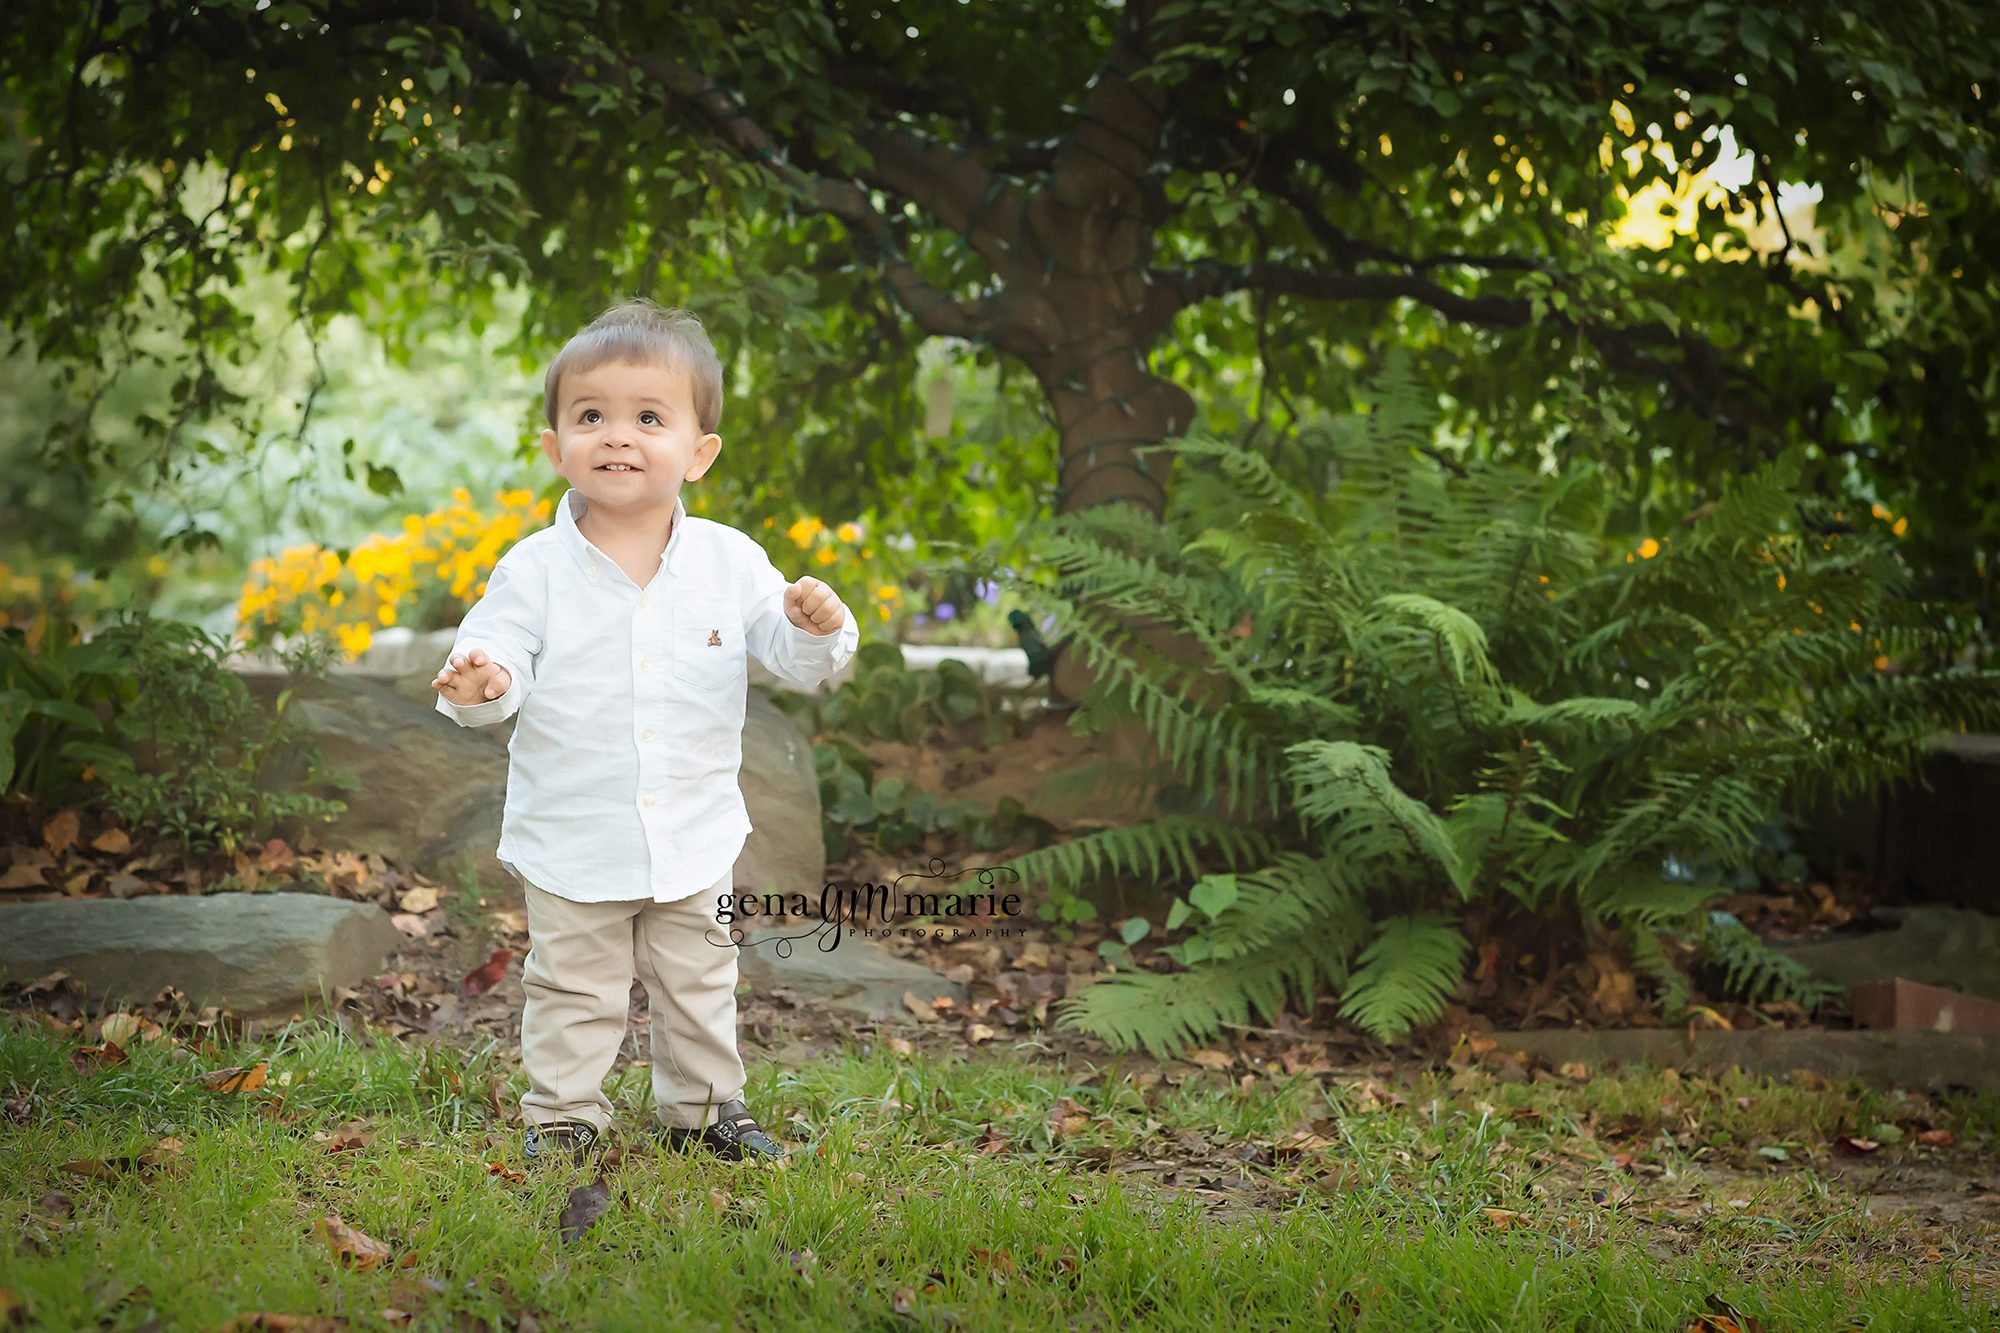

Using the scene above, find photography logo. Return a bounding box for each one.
[707,858,1025,954]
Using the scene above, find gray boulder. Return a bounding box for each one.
[238,670,828,898]
[733,920,967,1020]
[0,892,400,1020]
[1774,906,2000,1002]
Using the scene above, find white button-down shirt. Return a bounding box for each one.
[433,488,859,904]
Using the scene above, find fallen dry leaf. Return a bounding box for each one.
[197,1060,270,1094]
[313,1215,394,1271]
[458,949,515,998]
[88,827,131,854]
[398,886,439,915]
[1834,1136,1880,1156]
[43,810,81,857]
[1916,1129,1956,1147]
[559,1175,617,1245]
[1183,1048,1234,1071]
[70,1041,129,1075]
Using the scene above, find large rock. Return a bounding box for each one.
[733,921,966,1020]
[237,670,829,898]
[0,892,400,1020]
[1773,906,2000,1002]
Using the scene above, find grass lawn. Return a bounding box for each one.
[2,1007,1996,1331]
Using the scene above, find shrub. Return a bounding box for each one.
[995,350,2000,1056]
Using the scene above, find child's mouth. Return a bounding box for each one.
[596,464,641,473]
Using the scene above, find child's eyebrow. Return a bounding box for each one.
[570,396,673,412]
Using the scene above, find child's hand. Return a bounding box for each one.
[784,576,848,636]
[432,649,513,704]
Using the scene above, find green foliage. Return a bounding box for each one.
[7,0,1999,652]
[817,642,1014,748]
[809,735,1048,863]
[1697,911,1845,1012]
[998,349,2000,1053]
[0,607,133,802]
[87,614,349,856]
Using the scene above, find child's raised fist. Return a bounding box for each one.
[432,648,512,704]
[784,576,848,637]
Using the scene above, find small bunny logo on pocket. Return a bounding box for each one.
[707,629,723,647]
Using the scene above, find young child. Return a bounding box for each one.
[431,299,858,1167]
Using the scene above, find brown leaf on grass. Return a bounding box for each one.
[86,826,131,854]
[215,1314,348,1330]
[312,1215,394,1271]
[312,1123,375,1155]
[1834,1136,1881,1155]
[486,1161,527,1183]
[1916,1129,1956,1147]
[69,1040,129,1076]
[902,989,941,1023]
[43,810,80,857]
[390,914,431,939]
[970,1246,1016,1280]
[1480,1207,1527,1230]
[1183,1048,1234,1071]
[59,1137,185,1181]
[197,1059,269,1094]
[559,1175,617,1245]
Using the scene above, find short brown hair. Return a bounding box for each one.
[542,299,725,434]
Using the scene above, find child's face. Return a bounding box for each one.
[538,357,721,512]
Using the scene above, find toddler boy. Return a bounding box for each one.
[431,299,858,1166]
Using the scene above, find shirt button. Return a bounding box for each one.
[643,795,656,808]
[642,728,655,741]
[638,594,650,607]
[639,658,651,671]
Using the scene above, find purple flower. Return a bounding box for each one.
[933,602,957,621]
[1039,613,1057,633]
[974,578,1000,603]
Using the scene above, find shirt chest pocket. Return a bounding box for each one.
[672,603,744,689]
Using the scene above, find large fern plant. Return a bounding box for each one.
[995,350,2000,1057]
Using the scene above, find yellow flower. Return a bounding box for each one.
[1871,501,1891,520]
[1892,516,1908,537]
[814,547,838,566]
[1875,655,1890,670]
[836,522,861,542]
[336,621,374,658]
[378,603,397,626]
[877,604,891,621]
[875,584,902,601]
[1637,538,1660,559]
[1776,572,1786,591]
[786,517,823,549]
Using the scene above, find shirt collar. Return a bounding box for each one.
[556,487,690,579]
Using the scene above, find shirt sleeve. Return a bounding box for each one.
[739,533,859,688]
[434,550,545,727]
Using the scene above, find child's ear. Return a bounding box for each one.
[688,432,722,481]
[539,427,561,468]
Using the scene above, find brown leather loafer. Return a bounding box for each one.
[654,1099,787,1162]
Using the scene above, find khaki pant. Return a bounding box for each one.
[512,865,746,1134]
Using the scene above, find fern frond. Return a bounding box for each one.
[1336,912,1470,1042]
[994,815,1273,896]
